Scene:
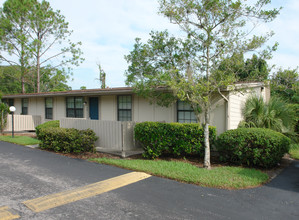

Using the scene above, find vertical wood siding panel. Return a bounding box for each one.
[4,115,42,131]
[60,119,126,151]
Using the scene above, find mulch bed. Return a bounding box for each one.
[1,133,293,182]
[55,150,294,181]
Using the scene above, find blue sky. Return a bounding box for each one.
[1,0,298,90]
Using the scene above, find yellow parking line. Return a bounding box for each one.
[0,206,20,220]
[23,172,151,213]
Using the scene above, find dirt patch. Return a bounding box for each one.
[62,152,121,160]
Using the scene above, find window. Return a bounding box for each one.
[2,99,14,106]
[177,100,197,123]
[118,95,132,121]
[22,98,28,115]
[66,97,83,118]
[45,98,53,119]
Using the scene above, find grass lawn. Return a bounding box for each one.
[289,144,299,160]
[90,158,269,189]
[0,135,40,145]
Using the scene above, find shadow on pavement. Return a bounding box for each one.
[265,161,299,193]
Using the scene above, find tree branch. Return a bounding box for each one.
[40,50,66,65]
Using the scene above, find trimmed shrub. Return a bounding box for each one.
[135,122,216,159]
[38,127,98,153]
[216,128,291,168]
[0,102,9,134]
[36,120,60,137]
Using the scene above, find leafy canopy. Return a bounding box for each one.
[126,0,280,168]
[0,65,70,94]
[126,0,280,110]
[0,0,83,93]
[271,68,299,103]
[217,53,270,82]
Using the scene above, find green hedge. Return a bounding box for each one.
[38,127,98,153]
[216,128,291,168]
[36,120,60,137]
[135,122,216,159]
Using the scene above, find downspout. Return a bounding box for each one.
[218,88,230,131]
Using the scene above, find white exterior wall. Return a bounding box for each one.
[209,94,227,135]
[54,97,65,121]
[7,84,266,134]
[100,95,117,121]
[228,87,266,130]
[12,96,65,123]
[13,98,22,115]
[98,95,175,122]
[133,95,174,123]
[28,97,45,122]
[9,94,226,134]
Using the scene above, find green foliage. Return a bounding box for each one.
[216,128,291,168]
[126,0,280,168]
[38,127,98,153]
[271,68,299,103]
[134,122,216,159]
[0,135,39,145]
[39,68,71,92]
[0,0,83,93]
[0,102,9,133]
[35,120,60,137]
[270,68,299,135]
[289,144,299,160]
[239,96,296,133]
[0,66,23,94]
[289,103,299,135]
[243,54,270,81]
[0,65,71,94]
[216,53,270,82]
[90,158,268,189]
[0,0,34,93]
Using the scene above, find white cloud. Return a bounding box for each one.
[265,0,299,70]
[1,0,298,89]
[47,0,182,89]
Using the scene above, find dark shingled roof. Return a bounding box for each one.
[2,82,265,98]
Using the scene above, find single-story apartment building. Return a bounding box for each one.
[2,82,270,136]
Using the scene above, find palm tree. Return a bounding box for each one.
[239,96,296,133]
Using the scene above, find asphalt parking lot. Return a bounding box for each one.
[1,141,298,220]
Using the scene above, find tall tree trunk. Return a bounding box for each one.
[21,75,25,94]
[204,33,211,169]
[36,33,41,93]
[203,107,211,169]
[21,57,26,94]
[37,55,40,93]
